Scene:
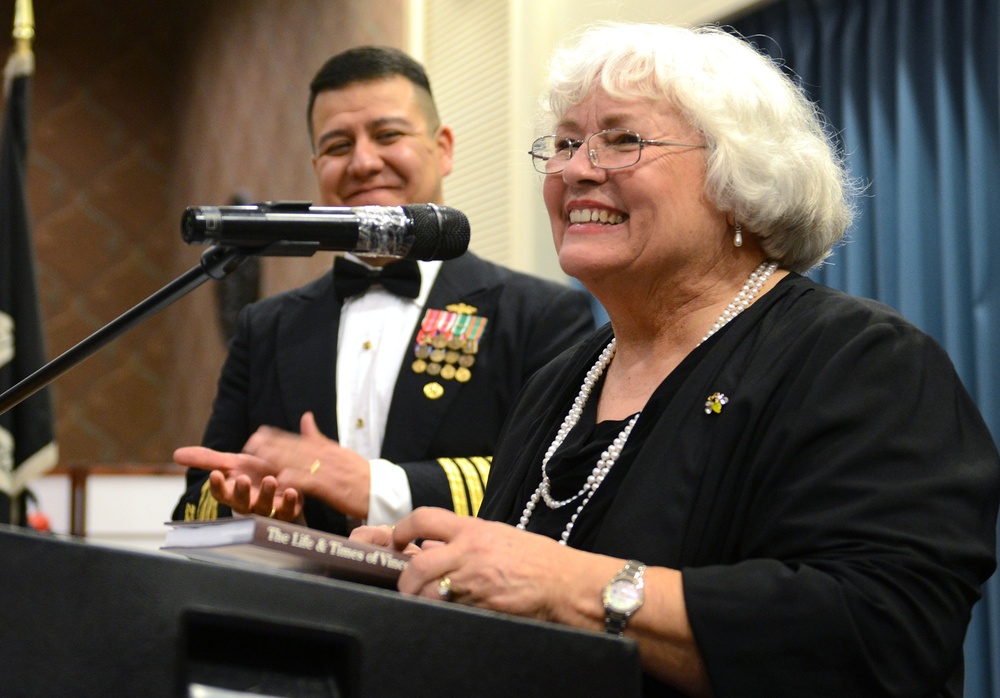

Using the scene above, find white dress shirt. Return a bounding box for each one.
[335,254,442,526]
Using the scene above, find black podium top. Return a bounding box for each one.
[0,525,642,697]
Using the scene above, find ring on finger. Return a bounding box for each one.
[268,506,277,518]
[437,576,454,600]
[309,459,321,475]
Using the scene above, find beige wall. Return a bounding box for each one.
[411,0,767,282]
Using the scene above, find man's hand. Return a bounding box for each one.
[174,411,372,520]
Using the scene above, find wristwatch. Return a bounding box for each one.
[602,559,646,637]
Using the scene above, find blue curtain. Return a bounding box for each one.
[730,0,1000,694]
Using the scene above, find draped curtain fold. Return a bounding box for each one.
[730,1,1000,694]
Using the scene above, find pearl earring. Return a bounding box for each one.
[734,223,743,248]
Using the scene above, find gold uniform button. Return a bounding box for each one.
[423,382,445,399]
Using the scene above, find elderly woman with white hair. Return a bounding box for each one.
[356,22,998,696]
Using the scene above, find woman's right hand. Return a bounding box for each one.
[351,524,422,556]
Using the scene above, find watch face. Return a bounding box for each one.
[605,579,643,614]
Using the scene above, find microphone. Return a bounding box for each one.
[181,201,470,261]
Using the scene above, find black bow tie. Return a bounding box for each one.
[333,256,421,300]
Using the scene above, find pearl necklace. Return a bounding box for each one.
[517,260,778,545]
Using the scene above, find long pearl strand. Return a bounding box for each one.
[517,260,778,545]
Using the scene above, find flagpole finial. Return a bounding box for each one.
[12,0,34,55]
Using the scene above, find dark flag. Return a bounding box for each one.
[1,6,58,526]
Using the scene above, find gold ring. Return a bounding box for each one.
[268,507,276,518]
[309,459,321,474]
[437,577,453,600]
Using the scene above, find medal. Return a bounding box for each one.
[415,309,441,347]
[423,382,444,399]
[448,314,471,349]
[433,311,459,348]
[412,307,488,381]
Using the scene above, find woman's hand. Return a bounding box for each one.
[384,508,709,694]
[389,507,587,623]
[350,524,422,556]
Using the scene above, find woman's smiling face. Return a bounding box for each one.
[543,89,725,286]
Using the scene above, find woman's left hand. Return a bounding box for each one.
[391,507,584,623]
[393,509,709,694]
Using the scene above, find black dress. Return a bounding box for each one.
[480,274,1000,698]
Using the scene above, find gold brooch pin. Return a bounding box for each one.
[705,392,728,414]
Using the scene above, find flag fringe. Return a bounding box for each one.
[0,440,58,495]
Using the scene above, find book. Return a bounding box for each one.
[162,515,407,589]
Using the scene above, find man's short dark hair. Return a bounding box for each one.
[307,45,440,141]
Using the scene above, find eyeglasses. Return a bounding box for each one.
[528,128,706,174]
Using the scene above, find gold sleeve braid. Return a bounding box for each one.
[436,456,492,516]
[186,459,493,521]
[183,479,220,521]
[470,456,491,488]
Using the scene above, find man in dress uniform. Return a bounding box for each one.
[171,46,594,534]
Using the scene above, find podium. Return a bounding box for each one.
[0,525,642,697]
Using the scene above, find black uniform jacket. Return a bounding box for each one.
[174,252,594,534]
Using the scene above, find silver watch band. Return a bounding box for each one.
[603,560,646,636]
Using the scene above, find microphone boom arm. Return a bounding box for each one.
[1,200,472,415]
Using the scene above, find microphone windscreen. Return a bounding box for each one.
[404,204,471,260]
